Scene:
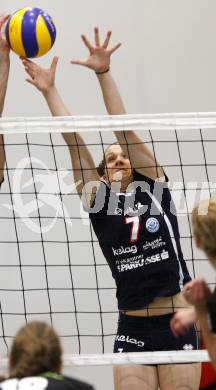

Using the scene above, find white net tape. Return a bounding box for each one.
[63,350,210,366]
[0,351,210,369]
[1,112,216,133]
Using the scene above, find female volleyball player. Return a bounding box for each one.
[0,321,94,390]
[171,199,216,371]
[21,28,201,390]
[0,13,9,187]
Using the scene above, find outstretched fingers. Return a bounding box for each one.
[94,27,100,47]
[50,56,59,73]
[109,42,122,55]
[102,30,112,49]
[81,34,93,51]
[70,59,88,67]
[26,78,37,86]
[24,67,35,79]
[21,58,39,81]
[0,13,9,30]
[21,57,35,70]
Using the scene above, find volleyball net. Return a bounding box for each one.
[0,113,215,366]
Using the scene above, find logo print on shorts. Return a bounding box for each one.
[183,344,194,350]
[146,217,159,233]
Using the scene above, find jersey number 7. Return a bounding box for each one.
[125,216,140,243]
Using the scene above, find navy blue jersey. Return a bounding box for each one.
[89,170,191,310]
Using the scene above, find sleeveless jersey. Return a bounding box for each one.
[0,373,94,390]
[88,169,191,310]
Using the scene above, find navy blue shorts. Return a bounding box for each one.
[113,312,199,353]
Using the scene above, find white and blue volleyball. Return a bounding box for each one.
[5,8,56,58]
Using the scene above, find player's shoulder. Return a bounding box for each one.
[132,169,169,185]
[59,376,94,390]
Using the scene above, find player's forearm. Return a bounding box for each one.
[63,132,98,194]
[63,132,95,169]
[196,306,216,369]
[42,86,83,167]
[97,71,126,115]
[0,57,10,116]
[42,87,91,168]
[43,86,71,117]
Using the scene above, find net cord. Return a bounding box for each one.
[1,112,216,133]
[0,350,210,369]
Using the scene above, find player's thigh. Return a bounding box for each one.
[113,364,158,390]
[158,362,201,390]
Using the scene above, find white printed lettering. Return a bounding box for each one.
[0,378,49,390]
[143,237,165,251]
[112,245,138,256]
[116,250,170,272]
[116,334,145,348]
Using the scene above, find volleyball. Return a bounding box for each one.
[5,7,56,58]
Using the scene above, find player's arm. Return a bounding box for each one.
[97,71,164,180]
[0,14,10,186]
[183,279,216,367]
[0,134,5,186]
[196,305,216,369]
[170,307,197,337]
[71,28,164,180]
[21,57,100,203]
[0,14,10,115]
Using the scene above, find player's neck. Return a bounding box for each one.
[110,174,133,193]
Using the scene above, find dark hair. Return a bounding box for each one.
[9,321,62,378]
[97,158,106,177]
[97,142,118,177]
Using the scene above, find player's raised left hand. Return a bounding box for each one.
[71,27,121,73]
[21,56,59,93]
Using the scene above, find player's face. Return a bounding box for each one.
[105,144,132,182]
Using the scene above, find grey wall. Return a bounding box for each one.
[3,0,216,117]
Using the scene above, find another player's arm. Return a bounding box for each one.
[72,28,164,180]
[0,14,10,186]
[21,57,100,204]
[183,279,216,367]
[195,305,216,369]
[0,51,9,114]
[170,307,197,337]
[0,134,5,186]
